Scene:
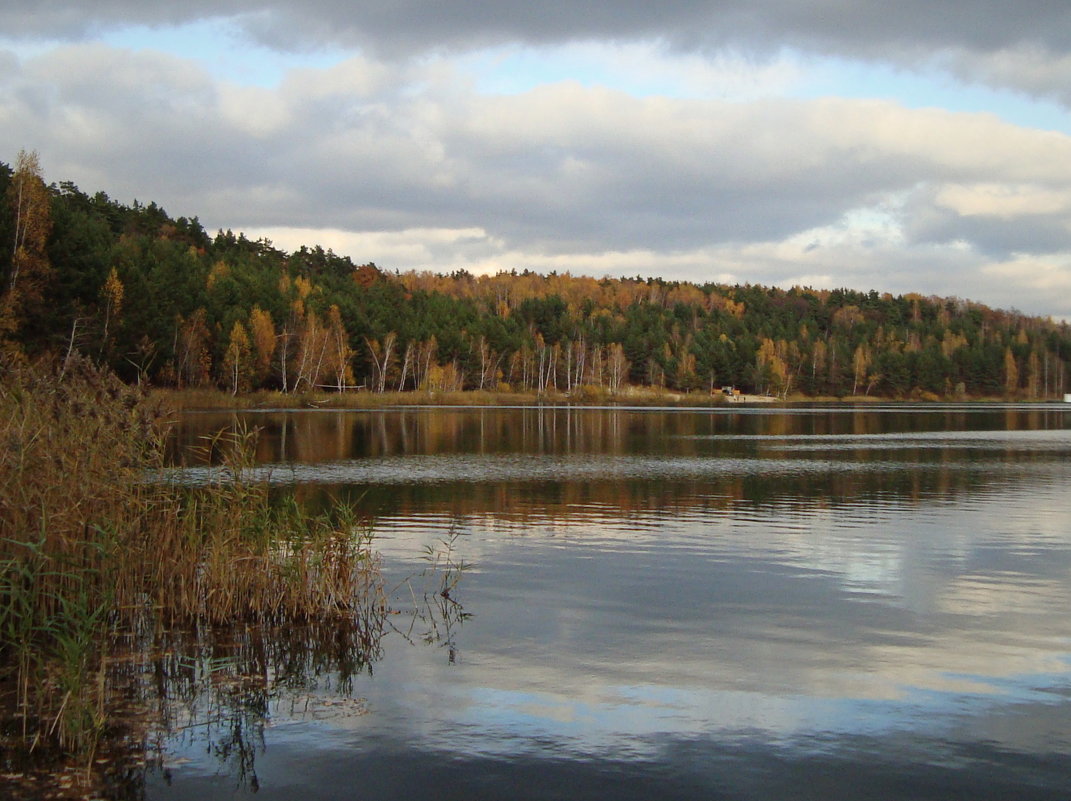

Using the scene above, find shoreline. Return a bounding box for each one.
[150,386,1053,412]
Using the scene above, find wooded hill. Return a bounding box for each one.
[3,152,1069,399]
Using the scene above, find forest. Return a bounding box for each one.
[3,150,1070,400]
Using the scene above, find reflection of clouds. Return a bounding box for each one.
[940,564,1069,618]
[285,638,1071,762]
[358,470,1071,761]
[375,475,1071,592]
[685,425,1071,456]
[431,684,816,758]
[770,435,1071,452]
[164,410,1071,774]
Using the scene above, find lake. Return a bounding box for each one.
[147,403,1071,800]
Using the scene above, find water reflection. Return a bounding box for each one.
[106,533,468,799]
[135,621,382,793]
[169,405,1071,465]
[149,405,1071,800]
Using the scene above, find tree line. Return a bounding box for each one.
[2,151,1069,399]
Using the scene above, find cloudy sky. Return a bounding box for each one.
[3,2,1071,319]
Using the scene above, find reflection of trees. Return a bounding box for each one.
[170,407,1071,528]
[288,458,1046,531]
[172,407,1071,467]
[105,617,384,796]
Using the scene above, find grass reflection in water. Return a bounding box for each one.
[0,360,467,800]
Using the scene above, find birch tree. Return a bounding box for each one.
[325,305,354,391]
[222,320,252,395]
[1,150,52,349]
[366,332,397,393]
[99,267,124,357]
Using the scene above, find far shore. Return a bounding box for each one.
[148,386,1052,412]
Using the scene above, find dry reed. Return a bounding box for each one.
[0,355,384,765]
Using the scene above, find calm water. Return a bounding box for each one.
[150,404,1071,800]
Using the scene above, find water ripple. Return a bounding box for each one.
[162,452,1067,487]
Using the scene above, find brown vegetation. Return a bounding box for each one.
[0,356,384,790]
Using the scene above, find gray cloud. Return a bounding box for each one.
[943,46,1071,108]
[0,1,231,40]
[906,205,1071,258]
[7,1,1071,60]
[899,181,1071,258]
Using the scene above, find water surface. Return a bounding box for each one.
[151,404,1071,800]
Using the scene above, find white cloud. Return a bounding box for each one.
[240,225,503,267]
[982,255,1071,296]
[934,183,1071,219]
[217,84,291,137]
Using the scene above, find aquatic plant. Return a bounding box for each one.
[0,356,385,786]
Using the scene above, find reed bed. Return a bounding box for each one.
[0,356,384,772]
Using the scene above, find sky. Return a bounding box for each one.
[3,2,1071,320]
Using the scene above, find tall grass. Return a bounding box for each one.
[0,356,384,769]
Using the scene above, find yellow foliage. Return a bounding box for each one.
[249,306,276,381]
[2,149,53,349]
[206,260,229,290]
[1004,347,1019,395]
[941,330,967,358]
[295,275,314,300]
[833,305,864,327]
[102,267,124,312]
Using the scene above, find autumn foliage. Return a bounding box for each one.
[1,154,1069,399]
